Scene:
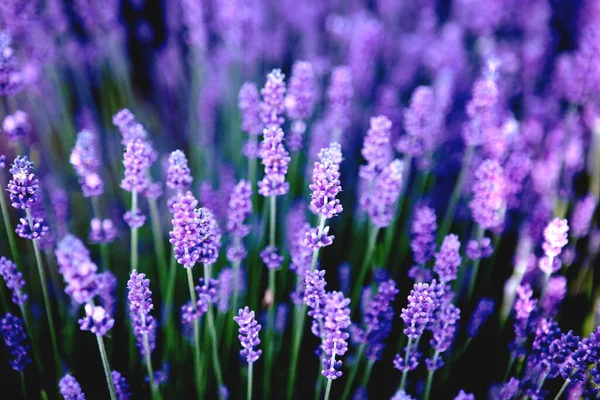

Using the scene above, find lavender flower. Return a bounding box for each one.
[0,313,30,371]
[363,159,404,228]
[286,61,317,151]
[239,82,263,136]
[511,284,537,358]
[462,70,499,147]
[304,226,334,251]
[0,256,27,305]
[454,390,475,400]
[233,306,262,363]
[2,110,31,141]
[0,34,22,96]
[391,390,415,400]
[55,235,98,305]
[304,270,328,327]
[570,196,596,238]
[309,143,343,219]
[79,304,114,336]
[120,138,156,193]
[260,69,286,128]
[465,238,493,261]
[59,374,86,400]
[363,279,399,360]
[411,205,438,266]
[226,180,253,262]
[427,302,460,371]
[7,156,39,210]
[127,270,156,357]
[359,116,393,180]
[541,276,567,316]
[434,234,461,283]
[217,267,234,313]
[398,86,439,157]
[469,159,505,230]
[70,130,104,197]
[326,66,353,138]
[542,218,569,259]
[113,109,147,144]
[166,150,193,192]
[321,291,351,380]
[260,246,284,270]
[258,125,291,197]
[498,378,520,400]
[467,298,495,337]
[89,218,118,244]
[96,272,117,316]
[401,281,442,340]
[16,216,49,240]
[111,371,130,400]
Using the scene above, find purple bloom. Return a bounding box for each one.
[55,235,98,305]
[498,378,520,400]
[411,205,438,266]
[304,270,328,324]
[111,371,130,400]
[363,279,399,361]
[0,257,27,305]
[233,306,262,363]
[258,125,291,197]
[469,159,505,230]
[511,284,537,358]
[260,69,286,128]
[401,280,443,340]
[166,150,193,192]
[127,270,156,357]
[391,390,415,400]
[466,237,493,261]
[321,291,351,380]
[0,313,30,371]
[226,180,253,239]
[454,390,475,400]
[309,143,343,219]
[7,156,39,210]
[467,298,495,337]
[239,82,263,136]
[89,218,118,244]
[16,216,49,240]
[427,302,460,371]
[121,138,156,193]
[326,66,353,138]
[462,70,499,147]
[113,109,147,145]
[570,196,596,238]
[79,304,114,336]
[59,374,85,400]
[0,34,22,96]
[2,110,31,141]
[363,159,404,228]
[286,61,317,121]
[434,234,461,283]
[123,209,146,229]
[260,246,283,270]
[304,226,334,251]
[542,218,569,259]
[541,276,567,317]
[359,116,393,180]
[70,130,104,197]
[398,86,439,158]
[393,346,421,373]
[96,272,117,316]
[217,267,234,313]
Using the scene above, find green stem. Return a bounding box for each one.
[96,334,117,400]
[27,210,61,376]
[0,181,22,268]
[148,199,168,290]
[423,351,440,400]
[91,197,110,271]
[203,264,224,387]
[130,191,139,272]
[287,304,307,399]
[399,337,413,391]
[264,195,277,397]
[20,371,27,399]
[438,145,474,242]
[269,195,276,245]
[247,362,254,400]
[340,344,365,400]
[142,318,161,400]
[186,268,203,400]
[467,226,485,301]
[164,255,178,354]
[351,225,380,307]
[324,379,333,400]
[553,378,571,400]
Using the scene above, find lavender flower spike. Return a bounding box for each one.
[7,156,39,210]
[539,218,569,275]
[434,234,461,283]
[359,115,393,180]
[239,82,263,136]
[286,61,317,151]
[59,374,86,400]
[321,291,351,380]
[78,304,114,336]
[0,256,27,305]
[310,143,343,220]
[469,159,505,230]
[226,179,253,262]
[166,150,193,192]
[234,306,262,363]
[111,371,130,400]
[0,313,31,371]
[127,270,156,358]
[411,205,438,266]
[260,69,286,128]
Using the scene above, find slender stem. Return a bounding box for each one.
[148,199,168,290]
[503,355,515,382]
[399,337,413,391]
[164,255,178,353]
[269,195,276,245]
[360,360,374,387]
[553,378,571,400]
[438,145,474,242]
[186,268,203,400]
[324,379,333,400]
[467,226,485,301]
[0,181,22,268]
[96,334,117,400]
[423,351,440,400]
[141,316,161,400]
[130,191,139,272]
[20,371,26,399]
[287,303,307,399]
[247,362,254,400]
[264,195,277,397]
[91,197,109,271]
[27,210,61,375]
[203,264,224,387]
[340,344,365,400]
[351,225,380,307]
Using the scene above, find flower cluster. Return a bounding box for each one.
[59,374,85,400]
[89,218,118,244]
[321,291,351,380]
[7,156,39,210]
[0,256,27,305]
[363,158,404,228]
[309,143,343,219]
[70,130,104,197]
[469,159,505,230]
[2,110,30,141]
[411,205,438,266]
[127,270,156,357]
[79,303,115,336]
[362,279,399,360]
[0,313,30,371]
[359,116,393,180]
[285,61,317,151]
[55,234,98,305]
[434,234,462,283]
[258,124,291,197]
[226,180,252,263]
[233,307,262,364]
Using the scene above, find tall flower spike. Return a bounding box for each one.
[227,180,253,239]
[467,298,495,337]
[70,130,104,197]
[310,143,343,219]
[286,61,317,152]
[59,374,86,400]
[7,156,39,210]
[196,208,221,265]
[321,291,351,380]
[55,235,98,305]
[0,256,27,305]
[233,307,262,363]
[364,159,404,228]
[0,313,31,371]
[398,86,439,157]
[326,66,353,137]
[363,279,399,360]
[127,270,156,357]
[434,234,461,283]
[469,159,505,230]
[570,195,596,238]
[239,82,263,136]
[260,69,286,128]
[401,281,442,340]
[411,205,438,266]
[166,150,193,192]
[79,304,114,336]
[359,115,393,180]
[539,218,569,275]
[169,192,203,268]
[258,125,291,197]
[426,303,460,371]
[111,371,130,400]
[121,137,156,193]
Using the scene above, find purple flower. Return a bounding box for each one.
[454,390,475,400]
[541,276,566,317]
[401,281,442,340]
[359,116,393,180]
[260,246,284,270]
[363,159,404,228]
[398,86,439,157]
[391,390,415,400]
[363,279,399,361]
[498,378,520,400]
[511,284,537,358]
[286,61,317,122]
[469,159,505,230]
[411,205,438,266]
[321,291,351,380]
[166,150,193,192]
[542,218,569,259]
[233,306,262,363]
[113,109,147,144]
[309,143,343,219]
[59,374,85,400]
[7,156,39,210]
[226,180,253,239]
[0,34,22,96]
[55,235,98,305]
[3,110,31,141]
[434,234,461,283]
[70,130,104,197]
[16,216,49,240]
[127,270,156,357]
[462,71,499,147]
[393,347,421,373]
[427,302,460,371]
[258,125,291,197]
[467,298,495,337]
[260,69,286,128]
[570,195,596,238]
[217,268,234,313]
[466,237,493,260]
[304,270,328,324]
[79,304,114,336]
[96,272,117,316]
[121,138,156,193]
[0,313,30,371]
[304,226,334,251]
[239,82,263,136]
[111,371,130,400]
[0,257,27,305]
[89,218,118,244]
[326,66,353,136]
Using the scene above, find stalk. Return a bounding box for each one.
[91,197,110,271]
[96,334,117,400]
[351,225,380,306]
[324,379,333,400]
[186,268,203,400]
[164,255,178,354]
[467,226,485,301]
[264,195,277,397]
[553,378,571,400]
[130,191,139,272]
[247,362,254,400]
[340,344,365,400]
[399,337,413,391]
[203,263,224,388]
[26,209,61,376]
[423,351,440,400]
[142,315,161,400]
[0,180,22,268]
[148,199,168,290]
[20,371,26,399]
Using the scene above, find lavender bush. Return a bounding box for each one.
[0,1,600,399]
